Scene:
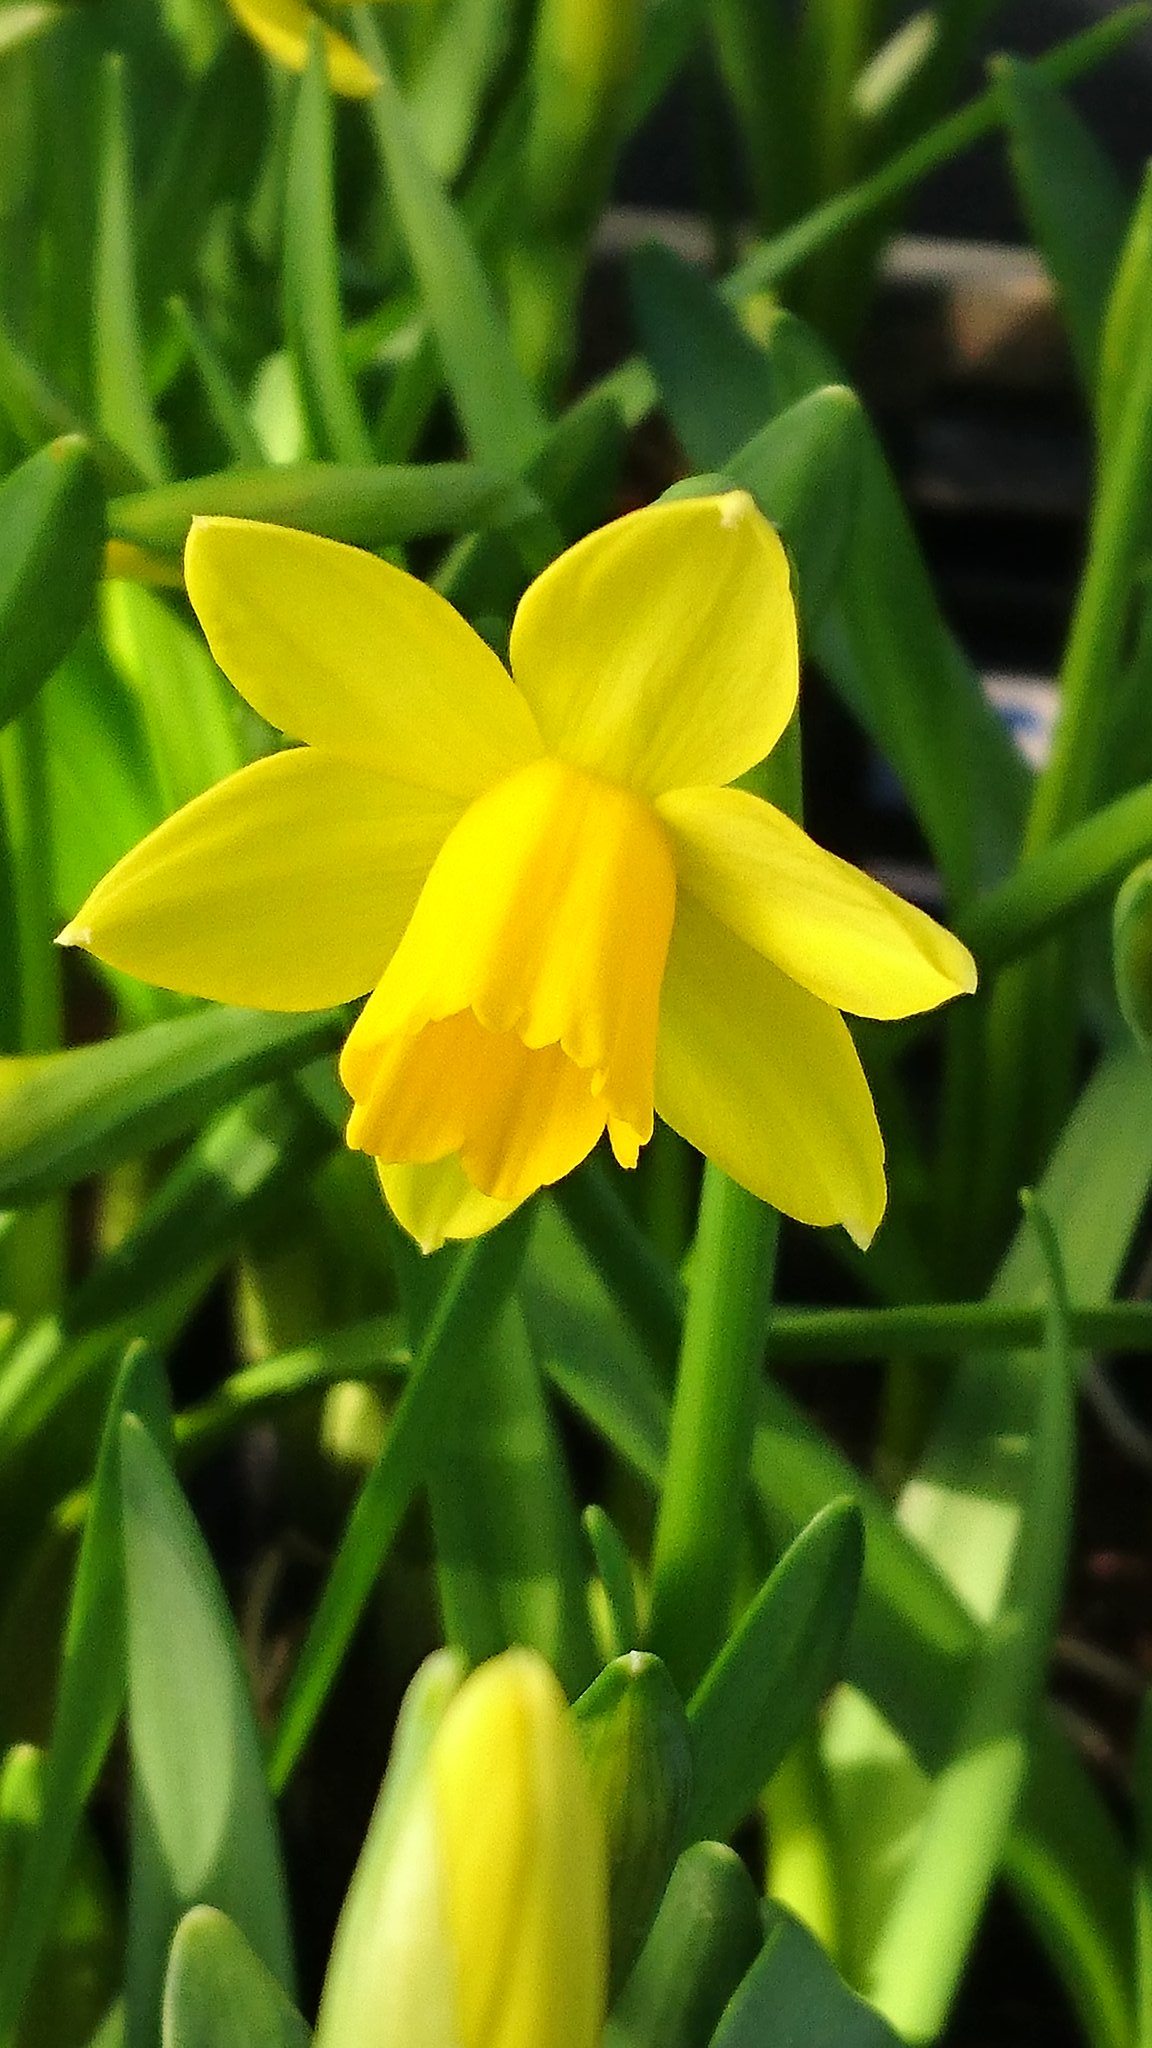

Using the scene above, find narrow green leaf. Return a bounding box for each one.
[1032,162,1152,848]
[313,1652,464,2048]
[0,1007,344,1207]
[583,1504,641,1659]
[574,1653,693,1994]
[269,1209,532,1789]
[100,577,248,813]
[1099,154,1152,460]
[163,1909,311,2048]
[966,776,1152,970]
[686,1500,863,1844]
[0,6,63,57]
[0,1745,119,2048]
[120,1414,294,2044]
[0,1345,169,2048]
[428,1293,597,1695]
[866,1198,1075,2038]
[283,37,373,465]
[354,8,547,471]
[995,55,1129,396]
[713,1899,900,2048]
[407,0,514,182]
[727,5,1151,301]
[0,437,104,730]
[629,242,774,472]
[603,1842,763,2048]
[0,1083,333,1466]
[109,461,533,554]
[167,300,265,469]
[1115,858,1152,1052]
[175,1317,408,1463]
[93,56,168,486]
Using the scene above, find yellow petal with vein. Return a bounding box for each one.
[58,750,461,1010]
[658,785,977,1018]
[377,1157,520,1254]
[184,520,543,800]
[508,493,796,796]
[226,0,380,95]
[654,894,886,1246]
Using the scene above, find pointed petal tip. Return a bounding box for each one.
[55,921,90,950]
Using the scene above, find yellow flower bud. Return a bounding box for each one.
[315,1650,607,2048]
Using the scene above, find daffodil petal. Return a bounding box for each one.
[226,0,381,96]
[376,1158,522,1254]
[658,786,977,1019]
[654,894,886,1246]
[58,750,462,1010]
[508,493,797,796]
[184,520,544,800]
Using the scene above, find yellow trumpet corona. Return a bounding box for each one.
[60,493,976,1253]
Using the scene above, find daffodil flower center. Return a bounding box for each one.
[339,756,678,1204]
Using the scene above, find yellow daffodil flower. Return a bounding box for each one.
[59,494,976,1252]
[226,0,381,98]
[315,1649,606,2048]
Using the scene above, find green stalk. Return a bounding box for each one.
[647,1170,778,1696]
[648,726,800,1696]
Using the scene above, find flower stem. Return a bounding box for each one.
[647,1167,778,1697]
[647,723,797,1695]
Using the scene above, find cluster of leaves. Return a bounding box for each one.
[5,1,1152,2046]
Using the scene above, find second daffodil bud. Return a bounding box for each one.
[314,1648,607,2048]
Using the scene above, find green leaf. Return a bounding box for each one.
[0,6,63,57]
[0,1082,333,1468]
[1114,857,1152,1051]
[864,1197,1076,2038]
[574,1652,693,1995]
[1032,163,1152,847]
[0,1745,119,2048]
[0,437,104,731]
[711,1899,900,2048]
[407,0,515,182]
[428,1293,597,1695]
[965,776,1152,971]
[167,299,265,469]
[93,55,167,486]
[109,461,534,554]
[313,1652,464,2048]
[583,1503,641,1659]
[0,1345,169,2048]
[603,1842,763,2048]
[686,1500,863,1844]
[0,1006,345,1208]
[120,1413,294,2045]
[269,1210,532,1790]
[283,37,373,465]
[100,578,247,814]
[354,8,547,471]
[630,242,775,471]
[163,1909,311,2048]
[995,55,1129,396]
